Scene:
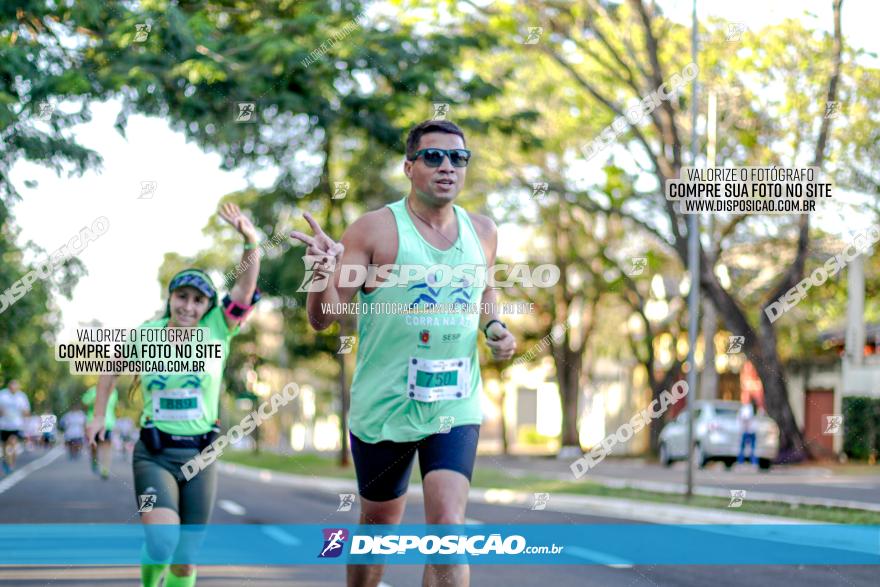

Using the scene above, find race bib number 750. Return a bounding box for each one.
[406,357,471,402]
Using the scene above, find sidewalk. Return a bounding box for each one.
[476,454,880,513]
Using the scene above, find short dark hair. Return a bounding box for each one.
[405,120,467,160]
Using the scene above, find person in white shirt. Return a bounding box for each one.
[114,417,135,461]
[23,415,41,448]
[737,398,759,466]
[60,408,87,460]
[0,380,31,474]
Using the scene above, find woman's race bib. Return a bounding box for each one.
[406,357,471,402]
[151,388,205,421]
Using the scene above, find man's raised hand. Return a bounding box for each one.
[290,212,344,284]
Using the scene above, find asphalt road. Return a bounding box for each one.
[0,445,876,586]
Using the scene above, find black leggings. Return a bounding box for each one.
[350,425,480,502]
[132,440,218,525]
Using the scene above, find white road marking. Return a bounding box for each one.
[261,525,301,546]
[217,499,246,516]
[565,546,634,568]
[0,446,64,496]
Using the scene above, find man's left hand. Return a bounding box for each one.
[486,323,516,361]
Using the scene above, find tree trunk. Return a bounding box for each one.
[338,313,354,467]
[701,298,718,400]
[649,360,684,453]
[499,385,509,455]
[700,262,808,460]
[555,338,583,449]
[253,421,260,455]
[552,204,590,452]
[338,351,348,466]
[647,382,664,454]
[756,311,808,461]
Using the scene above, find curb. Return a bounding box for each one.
[474,464,880,512]
[585,474,880,513]
[485,462,880,513]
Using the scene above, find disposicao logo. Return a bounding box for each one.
[319,528,349,558]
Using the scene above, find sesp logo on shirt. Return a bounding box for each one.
[319,528,349,558]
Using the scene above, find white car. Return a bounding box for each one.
[658,400,779,470]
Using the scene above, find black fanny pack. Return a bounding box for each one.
[140,426,219,453]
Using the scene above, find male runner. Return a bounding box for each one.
[0,380,31,474]
[82,384,118,479]
[292,119,516,587]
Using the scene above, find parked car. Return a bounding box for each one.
[658,400,779,470]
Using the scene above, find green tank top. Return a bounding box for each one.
[349,197,486,443]
[82,386,118,430]
[137,306,238,435]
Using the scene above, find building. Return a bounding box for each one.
[782,253,877,458]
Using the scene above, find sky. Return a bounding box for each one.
[11,102,271,338]
[9,0,879,342]
[665,0,877,63]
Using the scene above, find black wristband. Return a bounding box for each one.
[483,319,506,336]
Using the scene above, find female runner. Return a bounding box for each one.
[87,203,261,587]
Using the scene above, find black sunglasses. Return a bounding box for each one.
[408,148,472,168]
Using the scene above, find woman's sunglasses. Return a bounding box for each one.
[408,148,472,168]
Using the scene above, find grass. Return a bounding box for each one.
[223,450,357,480]
[222,450,880,525]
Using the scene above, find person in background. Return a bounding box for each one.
[60,406,87,460]
[23,414,42,450]
[0,380,31,474]
[40,414,57,448]
[737,397,759,467]
[82,385,118,479]
[115,416,135,461]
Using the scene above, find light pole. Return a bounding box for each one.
[685,0,701,499]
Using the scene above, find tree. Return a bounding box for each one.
[596,221,687,453]
[0,3,146,418]
[0,1,108,201]
[76,0,532,463]
[0,203,88,411]
[454,0,861,461]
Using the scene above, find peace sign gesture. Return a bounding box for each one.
[290,212,345,282]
